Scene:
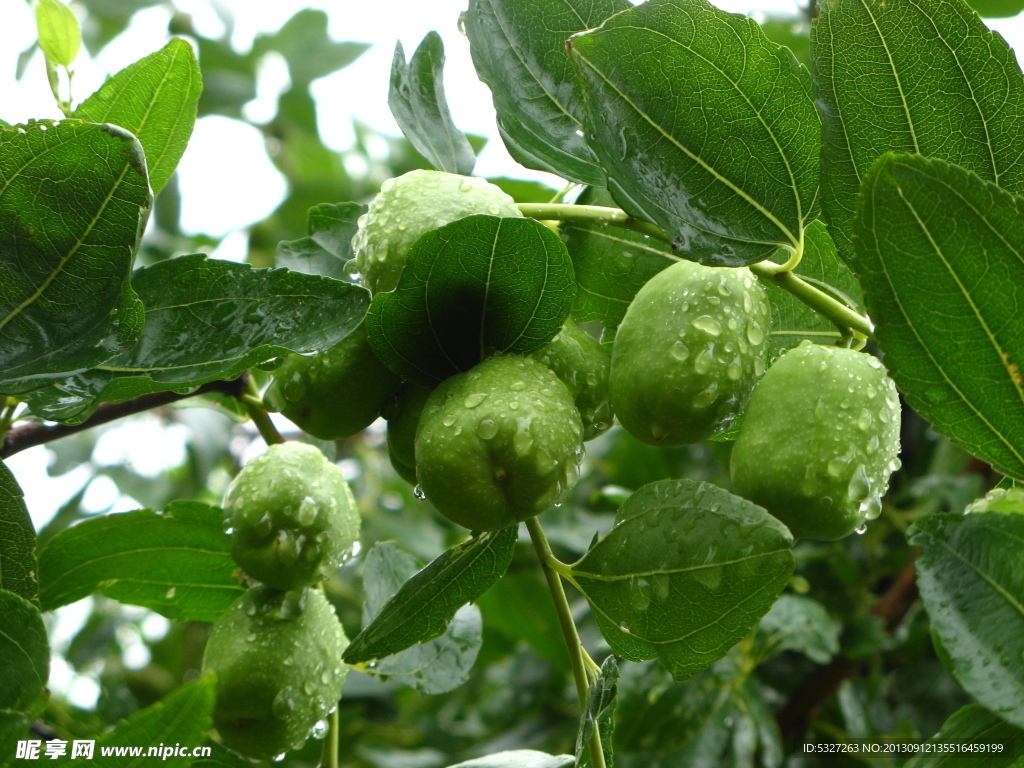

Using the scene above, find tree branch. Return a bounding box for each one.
[776,555,920,741]
[0,375,249,460]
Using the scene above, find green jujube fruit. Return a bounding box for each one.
[529,319,613,440]
[351,169,522,294]
[382,382,433,486]
[263,323,401,440]
[415,355,584,530]
[202,586,348,760]
[966,487,1024,514]
[610,259,771,445]
[224,443,359,590]
[730,341,902,541]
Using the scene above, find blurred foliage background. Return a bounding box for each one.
[5,1,1003,766]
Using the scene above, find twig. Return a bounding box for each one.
[0,376,249,460]
[775,556,920,741]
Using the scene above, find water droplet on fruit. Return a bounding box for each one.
[694,346,714,374]
[693,382,719,408]
[343,259,362,283]
[857,409,872,430]
[255,514,273,537]
[296,496,318,526]
[827,457,848,478]
[670,341,689,361]
[442,413,458,427]
[847,464,870,502]
[476,418,498,439]
[413,484,426,500]
[311,720,329,740]
[855,522,868,535]
[282,373,307,403]
[464,392,487,408]
[691,316,722,336]
[859,495,882,520]
[725,359,743,380]
[746,321,764,346]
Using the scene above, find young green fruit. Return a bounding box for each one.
[263,323,401,440]
[965,487,1024,515]
[730,341,902,541]
[382,382,433,486]
[224,443,359,590]
[529,319,613,440]
[202,586,347,760]
[415,355,584,530]
[351,169,522,293]
[610,259,771,445]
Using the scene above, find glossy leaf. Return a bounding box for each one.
[308,201,365,262]
[0,120,149,391]
[52,675,215,768]
[853,154,1024,480]
[0,462,37,605]
[24,254,370,423]
[909,510,1024,728]
[354,542,484,694]
[755,594,840,664]
[74,38,201,195]
[759,219,864,358]
[567,479,794,681]
[813,0,1024,260]
[389,33,475,176]
[576,656,617,768]
[568,0,820,266]
[38,501,244,622]
[905,705,1024,768]
[366,215,575,384]
[345,526,516,664]
[0,590,48,712]
[563,186,675,329]
[465,0,625,185]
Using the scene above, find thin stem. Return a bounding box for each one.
[243,379,284,446]
[319,707,339,768]
[517,202,874,339]
[0,398,18,443]
[525,517,606,768]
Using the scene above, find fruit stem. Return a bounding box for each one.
[516,202,874,339]
[243,378,284,445]
[525,517,607,768]
[318,707,339,768]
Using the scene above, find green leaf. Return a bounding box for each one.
[353,542,485,694]
[852,154,1024,480]
[758,14,811,69]
[0,590,48,712]
[465,0,625,186]
[0,462,37,605]
[190,741,254,768]
[813,0,1024,260]
[568,0,820,267]
[308,202,365,262]
[35,0,80,67]
[389,33,476,176]
[909,510,1024,728]
[366,216,575,385]
[576,656,617,768]
[0,120,150,391]
[759,219,864,357]
[566,479,794,681]
[252,9,368,87]
[905,704,1024,768]
[24,254,370,423]
[476,568,566,667]
[966,0,1024,17]
[0,711,30,768]
[37,500,244,622]
[562,186,675,329]
[755,593,840,664]
[445,754,574,768]
[52,675,215,768]
[345,527,516,664]
[73,38,201,195]
[275,238,348,280]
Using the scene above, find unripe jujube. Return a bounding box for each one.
[263,323,401,441]
[382,382,433,486]
[730,341,902,540]
[351,169,522,294]
[202,586,347,760]
[529,319,613,440]
[610,259,771,445]
[415,355,584,530]
[224,443,359,590]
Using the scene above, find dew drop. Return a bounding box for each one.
[442,413,458,427]
[855,522,868,535]
[413,484,426,500]
[463,392,487,408]
[311,720,329,740]
[670,341,690,361]
[343,259,362,283]
[694,346,714,375]
[746,321,764,346]
[476,418,498,439]
[692,381,719,408]
[691,316,722,337]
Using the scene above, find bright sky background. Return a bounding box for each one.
[2,0,1023,708]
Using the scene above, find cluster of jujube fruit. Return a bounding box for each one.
[263,170,902,541]
[202,443,359,759]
